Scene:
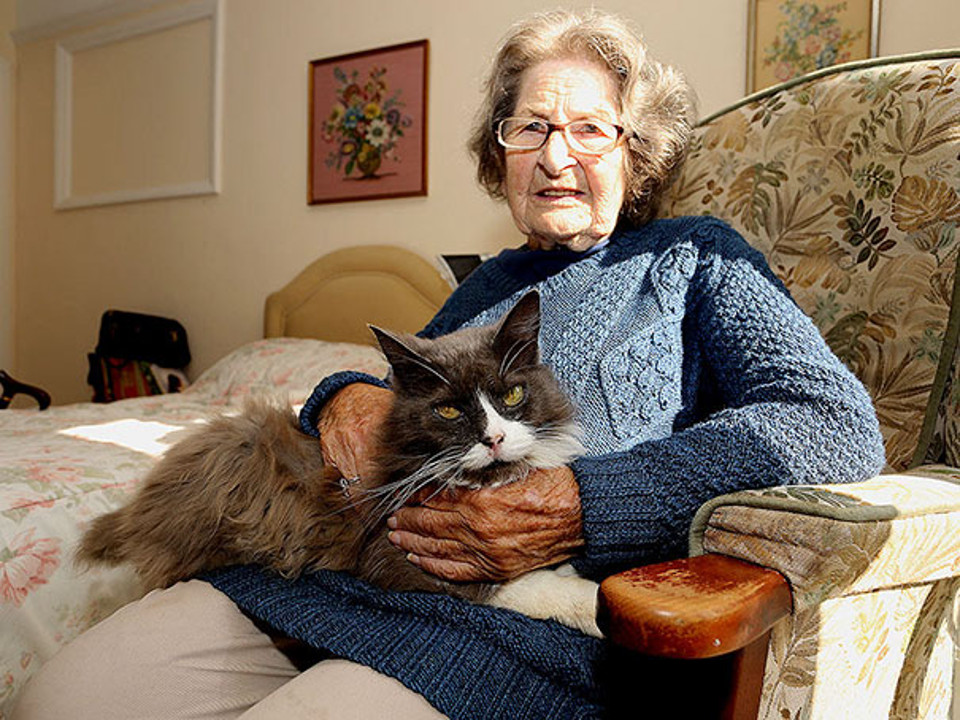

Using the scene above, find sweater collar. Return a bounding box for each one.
[497,236,613,283]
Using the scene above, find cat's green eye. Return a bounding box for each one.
[502,385,525,407]
[435,405,461,420]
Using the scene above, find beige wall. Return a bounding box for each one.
[12,0,960,404]
[0,0,14,375]
[0,0,13,61]
[880,0,960,55]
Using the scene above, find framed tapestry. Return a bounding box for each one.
[747,0,880,93]
[308,39,428,204]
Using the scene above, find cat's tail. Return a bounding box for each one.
[75,398,346,590]
[75,507,134,566]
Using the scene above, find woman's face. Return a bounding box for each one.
[503,58,627,252]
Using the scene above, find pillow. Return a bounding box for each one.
[187,338,388,405]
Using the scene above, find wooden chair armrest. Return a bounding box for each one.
[598,555,793,720]
[598,554,792,658]
[0,370,52,410]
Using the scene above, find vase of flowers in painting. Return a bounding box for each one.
[324,66,411,181]
[355,143,382,178]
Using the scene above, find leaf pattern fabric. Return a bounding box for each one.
[662,55,960,471]
[673,53,960,720]
[695,468,960,720]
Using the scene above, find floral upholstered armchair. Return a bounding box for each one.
[600,51,960,720]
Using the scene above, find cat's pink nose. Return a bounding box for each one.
[482,433,504,449]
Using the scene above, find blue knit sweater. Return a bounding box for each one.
[205,216,885,719]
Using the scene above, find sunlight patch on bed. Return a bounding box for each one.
[59,419,200,457]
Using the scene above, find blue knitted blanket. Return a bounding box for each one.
[205,566,607,719]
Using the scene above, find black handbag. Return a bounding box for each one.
[94,310,190,368]
[87,310,191,403]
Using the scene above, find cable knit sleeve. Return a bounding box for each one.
[570,223,886,579]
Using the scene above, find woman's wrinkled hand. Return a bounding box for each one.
[317,383,393,482]
[386,465,585,582]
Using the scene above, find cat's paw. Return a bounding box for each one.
[488,568,602,638]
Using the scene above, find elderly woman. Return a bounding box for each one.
[14,9,884,720]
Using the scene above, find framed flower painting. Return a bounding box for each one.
[747,0,880,93]
[309,40,428,204]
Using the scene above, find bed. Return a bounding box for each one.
[0,245,453,715]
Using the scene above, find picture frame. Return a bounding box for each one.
[308,39,428,205]
[746,0,881,94]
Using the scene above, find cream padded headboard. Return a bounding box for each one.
[264,245,453,346]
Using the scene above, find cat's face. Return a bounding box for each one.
[372,292,582,490]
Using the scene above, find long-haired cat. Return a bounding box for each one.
[77,292,600,636]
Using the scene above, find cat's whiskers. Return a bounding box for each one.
[350,446,468,523]
[327,418,582,525]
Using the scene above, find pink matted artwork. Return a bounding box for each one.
[309,40,428,204]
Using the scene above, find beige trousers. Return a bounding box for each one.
[11,580,448,720]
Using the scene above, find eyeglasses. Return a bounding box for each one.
[496,117,626,155]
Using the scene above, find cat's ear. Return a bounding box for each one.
[493,291,541,374]
[369,326,450,390]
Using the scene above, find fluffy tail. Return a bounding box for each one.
[75,508,133,566]
[74,399,350,590]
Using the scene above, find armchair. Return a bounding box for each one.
[600,51,960,720]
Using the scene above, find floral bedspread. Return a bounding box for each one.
[0,338,387,715]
